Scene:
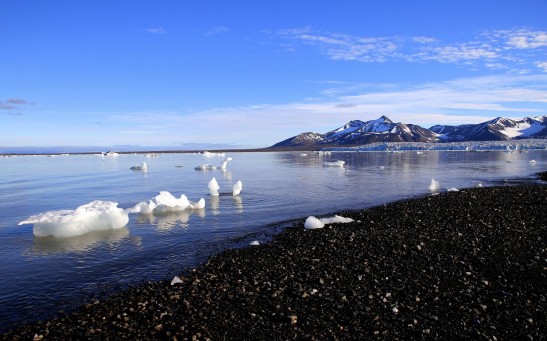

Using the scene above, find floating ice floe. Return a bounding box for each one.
[233,180,243,196]
[129,191,205,214]
[528,159,536,164]
[18,201,129,238]
[220,157,233,170]
[428,178,440,191]
[208,177,220,196]
[130,161,148,172]
[194,164,217,171]
[323,160,345,167]
[447,187,459,192]
[195,157,232,171]
[304,215,354,229]
[202,151,225,158]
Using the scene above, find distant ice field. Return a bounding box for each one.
[0,145,545,331]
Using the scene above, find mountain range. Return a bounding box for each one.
[271,115,547,149]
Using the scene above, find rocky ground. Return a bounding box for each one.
[2,181,546,340]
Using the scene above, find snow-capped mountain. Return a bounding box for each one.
[430,116,547,142]
[271,116,438,148]
[271,115,546,148]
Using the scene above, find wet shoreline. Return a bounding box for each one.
[2,177,546,340]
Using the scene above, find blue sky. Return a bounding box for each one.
[1,0,546,149]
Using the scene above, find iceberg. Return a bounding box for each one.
[129,191,205,213]
[18,201,129,238]
[232,180,243,196]
[208,177,220,196]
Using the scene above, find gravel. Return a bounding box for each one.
[2,182,546,340]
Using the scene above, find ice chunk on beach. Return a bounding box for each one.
[447,187,459,192]
[319,215,354,224]
[129,191,205,213]
[18,201,129,238]
[250,240,260,246]
[428,178,440,191]
[171,276,183,285]
[208,177,220,196]
[130,161,148,172]
[304,216,325,229]
[323,160,345,167]
[233,180,243,196]
[304,215,354,229]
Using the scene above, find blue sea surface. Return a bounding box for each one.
[0,149,545,331]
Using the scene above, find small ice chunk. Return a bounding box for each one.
[250,240,260,246]
[428,178,440,191]
[208,177,220,196]
[171,276,183,285]
[19,200,129,238]
[232,180,243,196]
[220,157,233,170]
[323,160,345,167]
[319,215,354,224]
[194,164,217,171]
[129,191,205,213]
[528,160,536,164]
[130,161,148,172]
[476,183,483,188]
[447,187,459,192]
[304,216,325,229]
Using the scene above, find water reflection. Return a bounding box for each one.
[210,196,220,215]
[233,195,243,213]
[28,227,131,255]
[135,209,206,231]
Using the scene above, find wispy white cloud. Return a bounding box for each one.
[146,27,166,34]
[276,27,547,73]
[537,61,547,72]
[206,26,230,37]
[107,74,547,146]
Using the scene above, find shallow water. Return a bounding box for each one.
[0,150,545,330]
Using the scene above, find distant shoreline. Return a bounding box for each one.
[2,138,547,156]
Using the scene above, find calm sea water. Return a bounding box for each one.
[0,150,545,330]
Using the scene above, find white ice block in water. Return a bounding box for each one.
[220,157,233,170]
[323,160,345,167]
[129,191,205,213]
[18,200,129,238]
[130,161,148,172]
[208,177,220,196]
[428,178,440,191]
[232,180,243,196]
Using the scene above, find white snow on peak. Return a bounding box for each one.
[18,200,129,238]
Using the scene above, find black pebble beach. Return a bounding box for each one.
[3,179,546,340]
